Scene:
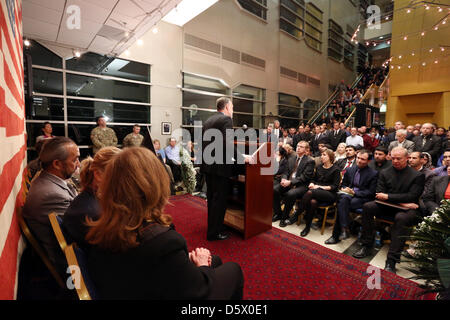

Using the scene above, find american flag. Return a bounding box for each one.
[0,0,26,300]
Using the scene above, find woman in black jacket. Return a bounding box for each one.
[85,147,244,300]
[300,149,341,237]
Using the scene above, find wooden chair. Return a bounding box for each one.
[48,213,68,252]
[64,244,96,300]
[318,202,337,235]
[16,206,65,289]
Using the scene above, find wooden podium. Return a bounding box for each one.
[224,142,274,239]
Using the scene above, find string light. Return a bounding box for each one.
[404,36,408,40]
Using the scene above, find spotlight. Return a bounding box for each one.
[152,27,158,34]
[422,62,426,66]
[421,32,425,36]
[429,48,433,52]
[403,36,408,40]
[74,51,81,58]
[407,9,411,13]
[137,39,143,46]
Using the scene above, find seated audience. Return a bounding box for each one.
[122,124,144,148]
[23,137,80,274]
[413,123,441,166]
[362,128,379,155]
[26,139,45,183]
[388,129,414,154]
[314,143,332,168]
[336,145,357,171]
[329,122,347,151]
[334,143,347,162]
[325,150,378,244]
[421,152,434,170]
[273,141,315,227]
[368,146,392,172]
[434,149,450,177]
[62,147,121,248]
[353,147,425,274]
[423,166,450,215]
[311,126,330,156]
[274,144,295,185]
[86,147,244,299]
[279,129,294,147]
[165,137,182,182]
[408,151,436,215]
[36,122,55,143]
[345,127,364,149]
[300,149,341,237]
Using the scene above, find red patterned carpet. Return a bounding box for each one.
[165,194,435,300]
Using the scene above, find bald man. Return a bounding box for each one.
[412,123,441,165]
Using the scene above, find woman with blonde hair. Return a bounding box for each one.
[62,146,121,247]
[334,142,347,162]
[86,147,244,300]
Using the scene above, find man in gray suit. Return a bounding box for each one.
[388,129,415,154]
[23,137,80,275]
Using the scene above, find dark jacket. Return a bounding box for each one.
[341,165,378,200]
[376,166,425,204]
[368,159,392,172]
[88,223,220,300]
[422,175,450,215]
[329,129,347,151]
[413,134,442,165]
[62,190,100,248]
[200,112,243,177]
[336,157,357,171]
[281,155,315,187]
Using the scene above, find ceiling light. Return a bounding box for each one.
[435,60,438,64]
[438,7,442,12]
[124,50,130,56]
[434,26,439,30]
[441,47,445,52]
[162,0,219,26]
[24,39,31,47]
[422,62,426,66]
[412,52,415,56]
[403,36,408,40]
[421,32,425,36]
[408,65,411,68]
[74,51,81,58]
[399,55,402,59]
[137,39,143,46]
[407,9,411,13]
[152,27,158,34]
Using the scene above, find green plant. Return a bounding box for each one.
[404,200,450,299]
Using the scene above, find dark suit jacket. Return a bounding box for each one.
[329,130,347,151]
[341,165,378,200]
[311,133,330,156]
[423,175,450,215]
[300,132,314,144]
[200,112,243,178]
[88,223,227,299]
[281,155,315,187]
[23,170,77,273]
[413,134,441,164]
[336,157,357,171]
[376,166,425,204]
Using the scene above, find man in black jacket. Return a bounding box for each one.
[201,97,249,241]
[329,121,347,151]
[325,150,378,244]
[422,166,450,215]
[413,123,441,166]
[273,141,315,227]
[353,147,425,274]
[368,146,392,172]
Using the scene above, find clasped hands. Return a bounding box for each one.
[375,193,418,209]
[280,178,291,188]
[340,187,355,195]
[308,183,324,190]
[189,247,212,267]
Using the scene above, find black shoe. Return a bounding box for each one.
[279,219,288,228]
[300,226,310,237]
[272,215,281,222]
[324,236,339,245]
[352,246,372,259]
[384,260,397,274]
[207,233,229,241]
[339,230,350,241]
[287,215,298,225]
[311,221,320,230]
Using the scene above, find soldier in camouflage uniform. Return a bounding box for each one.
[90,116,118,154]
[123,124,144,148]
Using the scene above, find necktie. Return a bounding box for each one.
[346,160,352,169]
[353,169,360,187]
[291,157,301,179]
[422,137,426,148]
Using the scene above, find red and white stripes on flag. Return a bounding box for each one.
[0,0,26,300]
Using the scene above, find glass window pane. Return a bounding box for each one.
[280,19,303,38]
[32,69,63,95]
[306,3,322,20]
[280,7,303,29]
[279,106,301,118]
[233,85,265,101]
[67,99,150,123]
[302,108,316,119]
[26,122,65,148]
[26,96,64,120]
[304,99,320,109]
[183,73,229,94]
[182,109,217,126]
[279,93,301,106]
[183,91,219,110]
[237,0,267,20]
[306,23,321,39]
[68,123,142,146]
[233,99,263,115]
[306,35,322,51]
[279,118,299,129]
[281,0,304,17]
[66,73,150,103]
[25,40,62,68]
[66,52,150,82]
[233,114,262,128]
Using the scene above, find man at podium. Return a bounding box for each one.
[201,97,250,241]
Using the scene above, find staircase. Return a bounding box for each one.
[307,73,364,125]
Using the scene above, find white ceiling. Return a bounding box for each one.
[22,0,182,56]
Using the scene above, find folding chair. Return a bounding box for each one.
[48,213,68,252]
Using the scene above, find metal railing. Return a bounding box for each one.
[307,73,364,125]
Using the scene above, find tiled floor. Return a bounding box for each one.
[271,219,421,284]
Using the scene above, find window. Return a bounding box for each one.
[328,20,344,62]
[305,3,323,52]
[182,73,231,128]
[303,99,321,120]
[278,93,303,128]
[280,0,305,39]
[344,40,355,70]
[24,40,152,154]
[237,0,268,20]
[232,84,265,129]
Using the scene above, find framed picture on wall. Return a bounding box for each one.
[366,108,372,127]
[162,122,171,135]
